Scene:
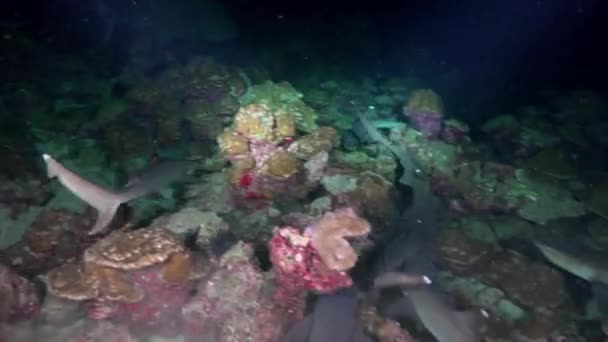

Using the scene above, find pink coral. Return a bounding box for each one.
[441,119,470,144]
[46,228,203,338]
[406,110,443,138]
[87,265,193,336]
[269,227,353,309]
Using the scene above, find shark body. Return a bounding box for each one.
[42,153,192,234]
[374,273,483,342]
[534,239,608,283]
[282,287,372,342]
[406,287,483,342]
[373,178,485,342]
[534,239,608,311]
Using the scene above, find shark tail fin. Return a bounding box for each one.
[42,153,126,235]
[89,201,121,235]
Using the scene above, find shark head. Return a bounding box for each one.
[534,239,601,282]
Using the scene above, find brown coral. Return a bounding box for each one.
[89,266,144,303]
[338,171,400,229]
[405,89,444,114]
[47,261,144,303]
[46,262,99,301]
[291,126,339,160]
[1,208,97,277]
[436,230,493,274]
[306,208,371,271]
[161,252,193,282]
[84,228,186,270]
[480,250,567,309]
[47,228,194,303]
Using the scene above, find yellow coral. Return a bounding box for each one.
[265,149,300,179]
[228,156,255,186]
[406,89,444,114]
[234,104,275,140]
[274,110,296,139]
[217,129,249,156]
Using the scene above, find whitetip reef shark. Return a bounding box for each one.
[42,153,193,235]
[281,287,372,342]
[374,271,486,342]
[372,179,487,342]
[534,238,608,311]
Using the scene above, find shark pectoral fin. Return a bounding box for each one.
[592,281,608,314]
[89,202,121,235]
[453,310,483,336]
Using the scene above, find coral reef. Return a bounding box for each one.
[218,102,334,201]
[441,118,470,144]
[480,250,567,310]
[523,147,578,180]
[0,208,100,276]
[331,150,399,181]
[269,226,354,308]
[305,207,371,271]
[239,81,318,133]
[437,229,493,274]
[0,264,40,322]
[359,297,415,342]
[0,177,50,220]
[480,114,560,159]
[403,89,444,138]
[46,228,203,337]
[123,56,248,148]
[321,169,400,230]
[182,241,295,342]
[69,321,138,342]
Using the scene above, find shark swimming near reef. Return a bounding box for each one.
[374,271,486,342]
[42,153,193,235]
[534,238,608,312]
[281,287,372,342]
[371,175,486,342]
